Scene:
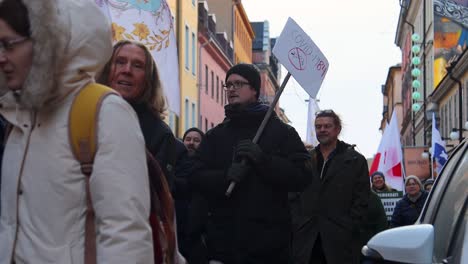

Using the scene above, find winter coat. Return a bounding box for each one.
[132,103,177,191]
[191,103,312,264]
[290,141,370,264]
[390,191,429,228]
[173,139,192,256]
[0,1,153,263]
[359,191,388,252]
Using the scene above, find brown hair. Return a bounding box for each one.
[0,0,30,37]
[315,109,342,129]
[98,40,167,119]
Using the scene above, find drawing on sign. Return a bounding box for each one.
[288,47,307,70]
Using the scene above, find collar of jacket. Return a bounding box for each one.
[314,140,351,157]
[224,102,270,122]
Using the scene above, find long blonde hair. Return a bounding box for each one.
[99,40,167,119]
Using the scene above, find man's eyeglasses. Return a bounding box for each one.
[222,80,250,90]
[0,37,29,54]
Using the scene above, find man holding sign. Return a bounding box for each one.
[190,63,312,264]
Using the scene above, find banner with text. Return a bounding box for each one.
[376,191,403,222]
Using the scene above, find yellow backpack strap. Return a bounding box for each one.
[69,82,116,176]
[69,83,117,264]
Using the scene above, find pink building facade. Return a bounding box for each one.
[198,34,232,132]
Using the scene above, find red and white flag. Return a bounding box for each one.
[369,111,405,191]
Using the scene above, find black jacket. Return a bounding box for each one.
[131,103,176,190]
[191,103,312,264]
[290,141,370,264]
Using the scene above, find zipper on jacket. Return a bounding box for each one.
[10,111,36,263]
[320,159,328,180]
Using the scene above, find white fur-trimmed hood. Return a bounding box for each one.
[0,0,112,110]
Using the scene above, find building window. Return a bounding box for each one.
[205,65,208,94]
[169,112,175,132]
[211,70,214,99]
[216,75,219,103]
[185,25,189,70]
[191,102,196,127]
[211,122,214,128]
[205,118,208,132]
[185,99,189,131]
[192,32,196,75]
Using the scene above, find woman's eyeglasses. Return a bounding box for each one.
[0,37,29,54]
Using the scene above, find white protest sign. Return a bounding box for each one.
[272,18,329,98]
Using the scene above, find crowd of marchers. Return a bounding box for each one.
[0,1,431,264]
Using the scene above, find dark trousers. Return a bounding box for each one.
[309,234,327,264]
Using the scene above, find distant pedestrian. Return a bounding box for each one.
[290,109,370,264]
[191,63,312,264]
[0,0,153,262]
[359,190,388,262]
[182,127,208,264]
[423,178,435,192]
[390,175,429,228]
[183,127,205,157]
[371,171,397,192]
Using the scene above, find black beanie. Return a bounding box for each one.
[371,171,385,182]
[225,63,261,99]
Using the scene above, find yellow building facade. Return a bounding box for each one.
[168,0,199,137]
[233,3,254,64]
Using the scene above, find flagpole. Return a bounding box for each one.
[430,153,434,180]
[225,72,292,197]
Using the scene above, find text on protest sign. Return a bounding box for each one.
[272,17,329,98]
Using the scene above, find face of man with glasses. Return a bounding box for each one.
[0,18,33,92]
[223,74,258,106]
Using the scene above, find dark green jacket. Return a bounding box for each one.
[290,141,370,264]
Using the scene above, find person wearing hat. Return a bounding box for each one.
[371,171,397,192]
[423,178,435,191]
[190,63,312,264]
[390,175,429,228]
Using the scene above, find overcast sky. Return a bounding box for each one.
[243,0,402,158]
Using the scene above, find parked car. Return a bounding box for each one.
[362,138,467,264]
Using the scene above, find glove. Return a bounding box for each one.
[226,161,251,183]
[235,139,267,166]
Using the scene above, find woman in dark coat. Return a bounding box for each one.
[99,40,183,263]
[390,175,429,227]
[98,40,177,189]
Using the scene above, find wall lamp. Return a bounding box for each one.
[449,126,468,141]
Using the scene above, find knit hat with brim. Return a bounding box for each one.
[371,171,385,182]
[405,175,423,190]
